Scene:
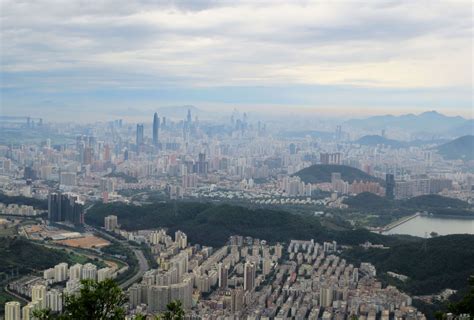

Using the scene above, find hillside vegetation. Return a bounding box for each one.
[342,193,474,225]
[0,238,75,276]
[343,192,394,210]
[86,202,404,247]
[341,234,474,295]
[402,194,470,209]
[294,164,383,184]
[437,135,474,161]
[344,193,471,211]
[0,193,48,210]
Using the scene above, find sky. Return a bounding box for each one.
[0,0,472,120]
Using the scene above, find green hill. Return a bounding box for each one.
[86,201,403,247]
[343,192,393,210]
[342,234,474,295]
[437,135,474,161]
[403,194,471,210]
[344,193,471,211]
[0,238,76,276]
[294,164,383,184]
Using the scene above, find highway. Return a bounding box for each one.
[82,203,150,289]
[4,285,29,303]
[119,249,148,289]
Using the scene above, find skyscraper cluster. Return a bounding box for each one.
[47,192,84,225]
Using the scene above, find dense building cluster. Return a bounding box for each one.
[5,261,112,320]
[117,229,425,319]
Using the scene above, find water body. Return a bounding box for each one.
[384,215,474,237]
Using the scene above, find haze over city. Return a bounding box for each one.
[0,1,473,320]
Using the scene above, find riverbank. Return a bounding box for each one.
[375,212,421,233]
[383,214,474,237]
[420,212,474,219]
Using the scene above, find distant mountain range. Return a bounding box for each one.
[445,119,474,136]
[294,164,383,185]
[436,135,474,161]
[345,111,468,135]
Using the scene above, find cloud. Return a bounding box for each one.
[0,0,472,116]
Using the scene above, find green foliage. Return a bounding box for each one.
[134,300,185,320]
[33,279,126,320]
[341,234,474,295]
[341,193,473,227]
[294,164,384,185]
[0,192,48,210]
[0,237,73,275]
[448,276,474,316]
[159,300,185,320]
[403,194,470,210]
[100,243,138,283]
[343,192,393,210]
[86,201,406,248]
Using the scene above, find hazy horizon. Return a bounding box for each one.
[1,0,472,120]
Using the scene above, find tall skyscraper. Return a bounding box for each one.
[385,173,395,199]
[136,124,144,147]
[153,113,160,146]
[187,109,192,124]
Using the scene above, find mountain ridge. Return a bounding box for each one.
[345,111,467,134]
[436,135,474,161]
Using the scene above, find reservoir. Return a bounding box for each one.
[384,215,474,237]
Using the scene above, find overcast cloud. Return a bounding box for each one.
[0,0,472,118]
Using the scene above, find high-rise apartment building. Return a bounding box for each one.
[174,231,187,249]
[46,289,63,312]
[385,173,395,198]
[69,263,83,281]
[54,263,68,282]
[104,215,118,231]
[243,261,256,291]
[231,288,244,314]
[31,284,47,308]
[218,263,228,289]
[82,263,98,280]
[48,192,84,225]
[320,152,341,165]
[5,301,21,320]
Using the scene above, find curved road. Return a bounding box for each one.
[83,204,149,289]
[4,285,29,303]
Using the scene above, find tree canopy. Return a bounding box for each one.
[34,279,126,320]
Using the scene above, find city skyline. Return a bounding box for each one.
[0,1,473,319]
